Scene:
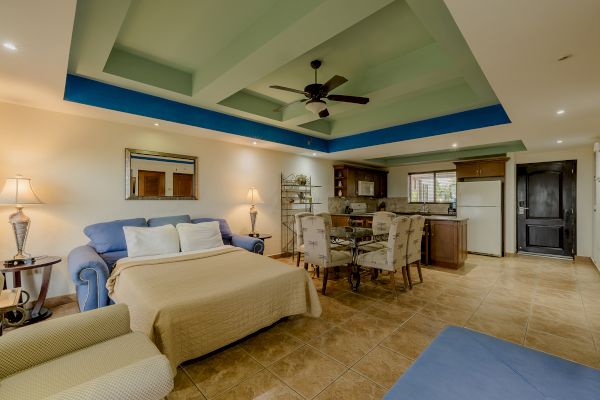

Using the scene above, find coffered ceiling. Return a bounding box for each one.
[67,0,505,143]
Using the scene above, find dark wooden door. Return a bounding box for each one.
[173,173,193,197]
[516,161,576,257]
[430,220,457,267]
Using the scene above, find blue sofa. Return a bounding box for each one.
[68,215,264,312]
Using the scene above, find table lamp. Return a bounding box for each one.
[0,175,43,262]
[245,187,264,237]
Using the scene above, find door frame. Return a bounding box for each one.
[515,160,577,258]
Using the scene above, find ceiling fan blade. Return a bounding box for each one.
[318,108,330,118]
[327,94,369,104]
[320,75,348,94]
[269,85,307,95]
[273,99,307,112]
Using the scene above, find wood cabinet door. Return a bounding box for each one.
[138,170,165,197]
[379,172,388,197]
[331,215,350,227]
[430,220,457,266]
[346,168,358,197]
[455,162,480,179]
[478,160,505,178]
[173,173,194,197]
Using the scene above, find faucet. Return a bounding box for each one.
[420,201,429,214]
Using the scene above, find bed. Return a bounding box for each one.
[106,246,321,370]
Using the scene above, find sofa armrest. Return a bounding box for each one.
[0,304,131,379]
[68,245,111,311]
[231,234,264,254]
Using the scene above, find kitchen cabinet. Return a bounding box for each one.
[428,219,468,269]
[331,215,350,227]
[333,164,388,198]
[454,158,508,179]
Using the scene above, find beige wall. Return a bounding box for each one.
[387,146,594,257]
[0,102,333,298]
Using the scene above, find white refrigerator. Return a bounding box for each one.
[457,181,502,256]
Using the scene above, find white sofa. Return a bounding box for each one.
[0,304,173,399]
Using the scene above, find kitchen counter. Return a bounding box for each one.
[330,212,467,222]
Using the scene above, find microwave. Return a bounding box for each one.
[357,180,375,196]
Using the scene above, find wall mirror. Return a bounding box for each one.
[125,149,198,200]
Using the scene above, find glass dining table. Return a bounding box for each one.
[330,226,382,291]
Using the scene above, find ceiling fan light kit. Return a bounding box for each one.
[270,59,369,118]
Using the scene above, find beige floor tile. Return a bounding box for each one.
[443,285,490,300]
[240,329,303,366]
[309,326,377,366]
[465,314,526,345]
[353,346,412,389]
[336,292,379,311]
[214,370,301,400]
[418,302,474,325]
[481,292,532,313]
[432,292,483,313]
[379,292,429,312]
[168,369,206,400]
[184,347,263,398]
[471,302,530,326]
[530,303,589,328]
[275,315,334,343]
[339,313,400,342]
[318,295,359,324]
[269,345,346,399]
[356,283,393,300]
[381,315,447,360]
[525,329,600,368]
[362,302,416,324]
[527,315,595,345]
[533,287,584,311]
[587,310,600,332]
[314,370,385,400]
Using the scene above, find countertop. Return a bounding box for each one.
[330,212,468,221]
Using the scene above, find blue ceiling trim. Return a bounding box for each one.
[64,74,328,152]
[327,104,511,152]
[64,74,511,153]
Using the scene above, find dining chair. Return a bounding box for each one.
[294,212,312,267]
[302,215,352,295]
[360,211,397,252]
[406,215,426,288]
[315,212,351,249]
[356,216,412,296]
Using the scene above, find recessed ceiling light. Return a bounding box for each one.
[2,42,17,51]
[153,122,160,126]
[312,152,317,156]
[252,140,258,145]
[556,109,565,115]
[451,143,458,148]
[556,139,563,144]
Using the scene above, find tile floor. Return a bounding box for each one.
[45,254,600,399]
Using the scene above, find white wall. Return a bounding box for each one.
[387,147,594,257]
[387,161,456,197]
[504,146,594,256]
[0,102,333,298]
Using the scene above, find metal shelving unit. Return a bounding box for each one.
[281,173,322,256]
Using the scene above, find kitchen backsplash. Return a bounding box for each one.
[328,197,450,215]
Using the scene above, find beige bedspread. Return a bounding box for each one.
[106,246,321,370]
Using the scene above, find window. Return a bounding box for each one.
[409,170,456,203]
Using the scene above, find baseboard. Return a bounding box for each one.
[268,252,289,259]
[504,252,517,257]
[575,255,593,264]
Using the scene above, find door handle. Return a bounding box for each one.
[518,206,529,215]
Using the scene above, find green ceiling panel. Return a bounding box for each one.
[219,90,283,122]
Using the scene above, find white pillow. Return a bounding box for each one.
[123,225,180,258]
[177,222,224,252]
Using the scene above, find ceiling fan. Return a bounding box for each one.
[269,59,369,118]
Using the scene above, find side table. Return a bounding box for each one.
[248,233,272,241]
[1,256,61,324]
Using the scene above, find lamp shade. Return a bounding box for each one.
[245,187,264,204]
[0,175,43,206]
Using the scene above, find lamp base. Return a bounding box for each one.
[9,207,32,262]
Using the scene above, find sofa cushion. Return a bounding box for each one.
[99,250,128,268]
[148,214,191,227]
[191,217,233,242]
[177,222,224,252]
[0,332,172,400]
[84,218,147,253]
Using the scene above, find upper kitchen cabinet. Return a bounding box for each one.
[454,157,509,180]
[334,164,388,198]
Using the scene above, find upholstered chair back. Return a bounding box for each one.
[302,216,331,268]
[407,215,426,264]
[386,216,412,270]
[315,212,333,230]
[372,211,397,236]
[294,212,312,247]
